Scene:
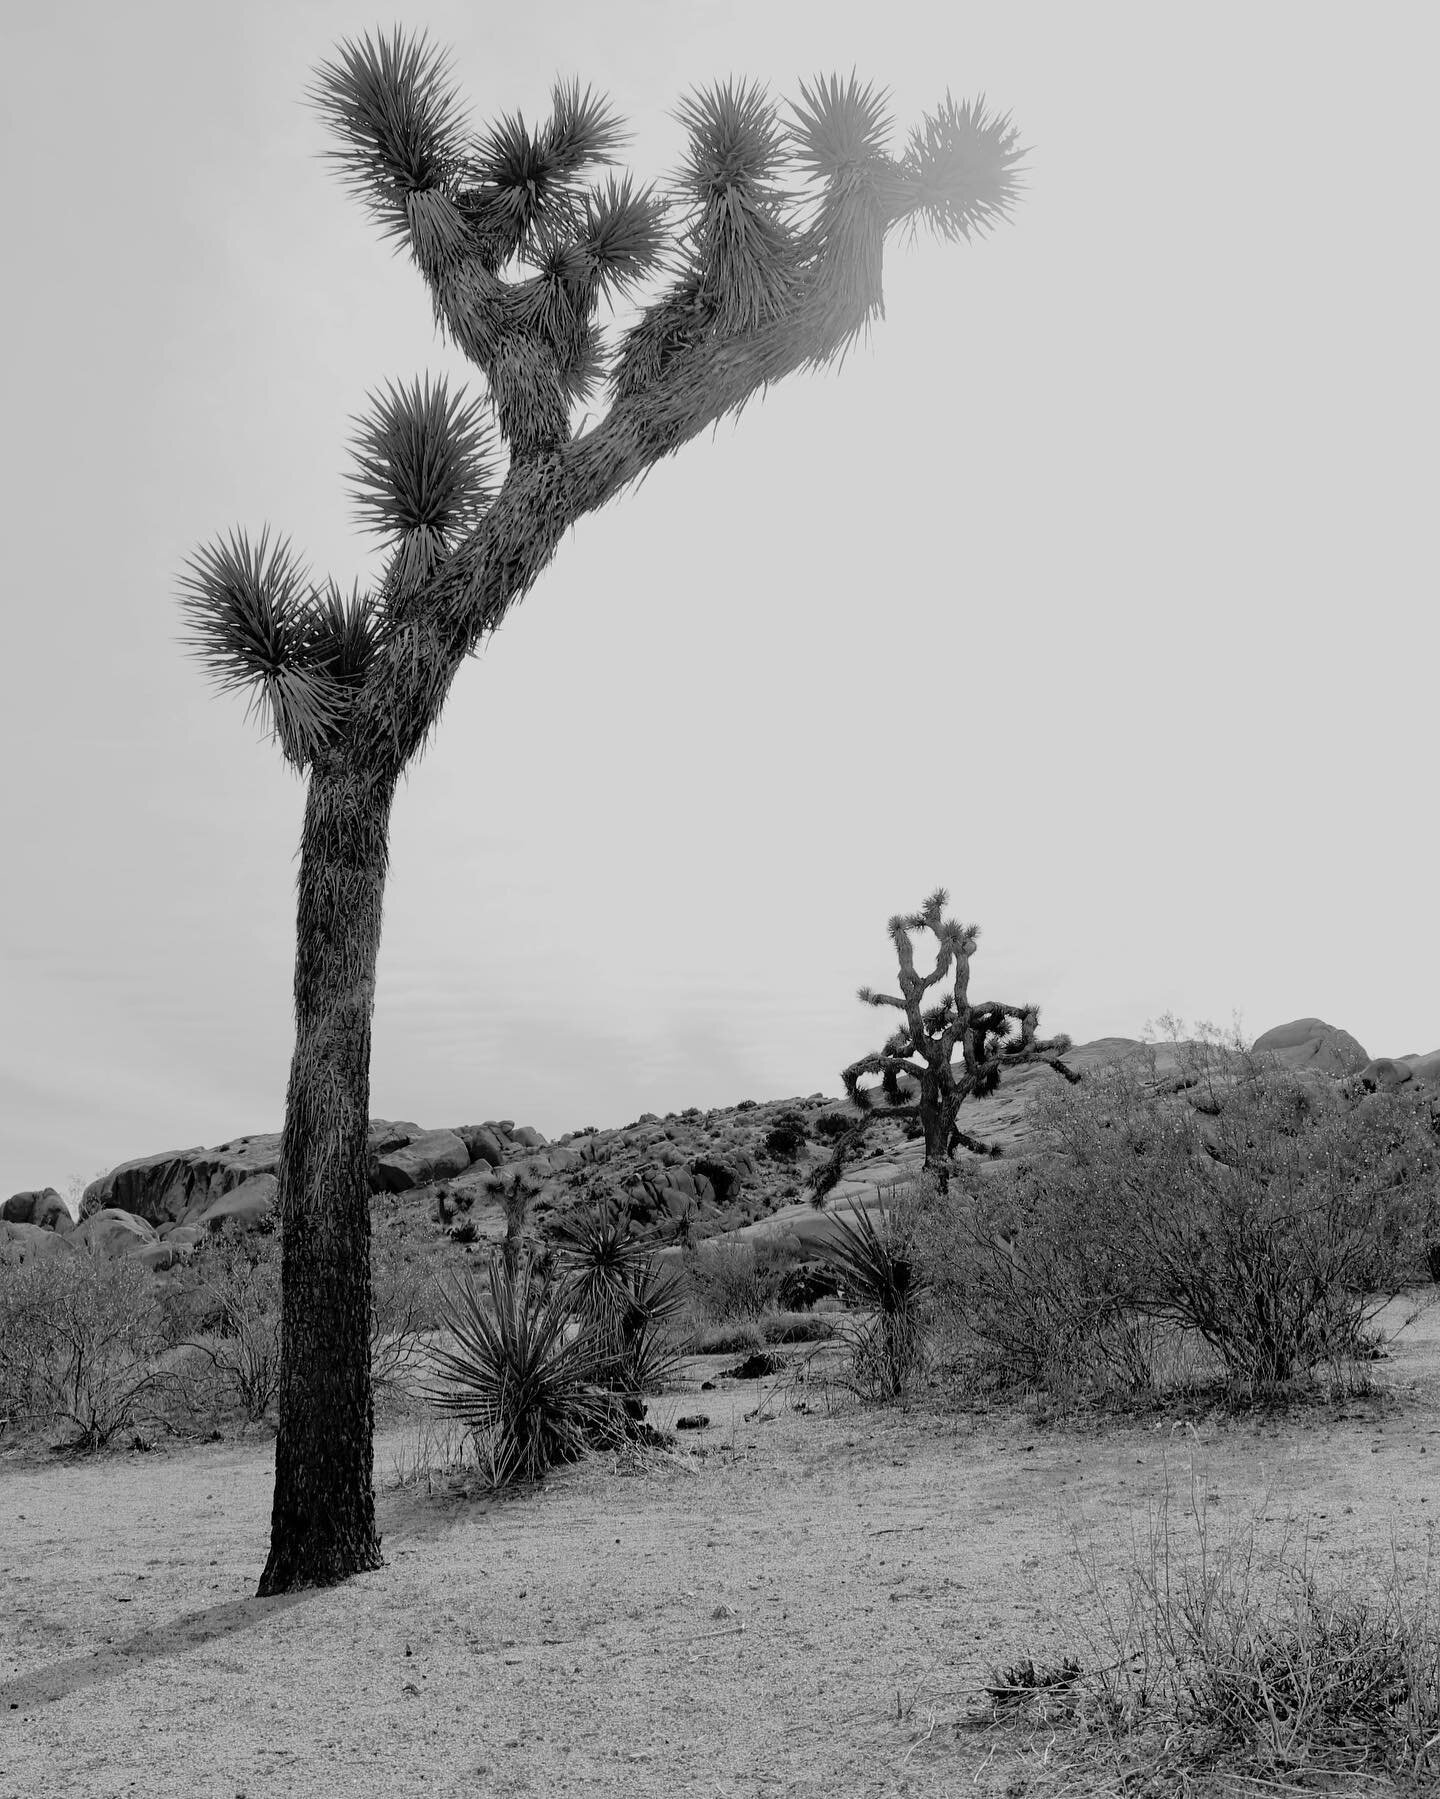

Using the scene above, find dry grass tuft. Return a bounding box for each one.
[961,1448,1440,1795]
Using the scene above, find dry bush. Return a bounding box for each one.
[386,1415,470,1495]
[981,1456,1440,1792]
[688,1317,767,1356]
[173,1223,282,1424]
[920,1036,1440,1405]
[370,1229,441,1398]
[166,1217,439,1428]
[688,1311,836,1356]
[682,1235,798,1323]
[0,1243,175,1450]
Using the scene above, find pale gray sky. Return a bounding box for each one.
[2,0,1436,1198]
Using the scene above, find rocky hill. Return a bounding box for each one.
[3,1017,1437,1272]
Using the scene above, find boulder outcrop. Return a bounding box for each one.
[81,1149,205,1226]
[455,1125,504,1168]
[186,1134,283,1204]
[77,1136,285,1228]
[0,1220,76,1262]
[27,1027,1435,1278]
[373,1130,472,1193]
[187,1173,278,1234]
[1,1188,73,1231]
[1356,1057,1415,1093]
[1251,1018,1370,1077]
[71,1208,160,1258]
[1400,1049,1440,1089]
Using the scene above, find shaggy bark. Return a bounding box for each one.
[257,764,395,1594]
[919,1070,955,1172]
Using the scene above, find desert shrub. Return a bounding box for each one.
[371,1230,440,1396]
[762,1310,837,1344]
[776,1258,845,1310]
[174,1224,282,1424]
[819,1196,929,1400]
[0,1243,175,1450]
[913,1164,1176,1402]
[421,1260,618,1486]
[993,1468,1440,1790]
[764,1111,809,1159]
[689,1317,767,1356]
[166,1218,439,1425]
[812,1110,858,1143]
[684,1234,802,1322]
[689,1309,833,1354]
[931,1039,1440,1402]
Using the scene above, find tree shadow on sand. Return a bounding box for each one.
[0,1591,314,1713]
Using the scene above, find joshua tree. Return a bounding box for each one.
[810,890,1077,1202]
[495,1169,540,1280]
[178,28,1026,1593]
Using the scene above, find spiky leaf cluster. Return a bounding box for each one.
[462,79,631,261]
[188,36,1027,768]
[346,373,499,593]
[819,1197,929,1399]
[789,73,893,183]
[309,30,471,247]
[553,1202,649,1317]
[670,80,802,333]
[555,1205,686,1396]
[422,1260,614,1484]
[890,94,1026,245]
[181,371,502,766]
[178,529,379,768]
[308,29,1024,436]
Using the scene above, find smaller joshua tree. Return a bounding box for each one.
[810,889,1079,1202]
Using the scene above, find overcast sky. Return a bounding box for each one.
[2,1,1436,1199]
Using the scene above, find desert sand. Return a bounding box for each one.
[4,1294,1439,1798]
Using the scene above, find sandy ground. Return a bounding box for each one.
[3,1299,1440,1799]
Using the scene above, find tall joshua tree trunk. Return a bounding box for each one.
[182,31,1028,1591]
[918,1068,956,1173]
[258,763,396,1594]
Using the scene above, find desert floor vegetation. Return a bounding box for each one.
[4,1049,1439,1792]
[2,1301,1439,1797]
[3,1238,1440,1795]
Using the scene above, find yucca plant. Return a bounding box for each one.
[552,1200,648,1312]
[421,1259,615,1485]
[179,26,1028,1592]
[597,1254,690,1399]
[820,1197,930,1400]
[556,1204,687,1397]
